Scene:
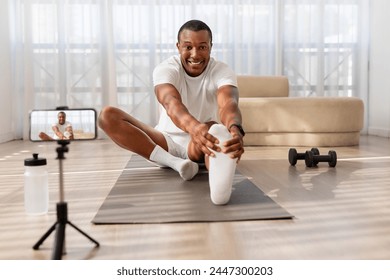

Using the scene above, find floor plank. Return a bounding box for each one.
[0,135,390,260]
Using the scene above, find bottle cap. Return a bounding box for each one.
[24,153,47,166]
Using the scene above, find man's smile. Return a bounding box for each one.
[188,60,204,65]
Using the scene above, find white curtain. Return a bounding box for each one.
[283,0,369,99]
[7,0,369,139]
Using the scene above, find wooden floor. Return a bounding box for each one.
[1,135,390,260]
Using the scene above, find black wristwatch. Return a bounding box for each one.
[229,124,245,136]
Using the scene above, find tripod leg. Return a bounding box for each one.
[67,221,100,247]
[32,222,57,250]
[52,222,66,260]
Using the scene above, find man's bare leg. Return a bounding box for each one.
[99,106,198,180]
[39,132,53,141]
[99,106,166,156]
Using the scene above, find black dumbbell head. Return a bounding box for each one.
[328,150,337,167]
[311,148,320,155]
[288,148,298,165]
[305,150,315,167]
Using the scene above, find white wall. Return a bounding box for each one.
[0,0,14,143]
[369,0,390,137]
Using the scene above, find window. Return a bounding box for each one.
[11,0,369,130]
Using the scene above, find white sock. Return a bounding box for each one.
[149,145,198,181]
[164,134,188,159]
[208,124,237,205]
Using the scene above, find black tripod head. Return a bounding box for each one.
[56,140,70,160]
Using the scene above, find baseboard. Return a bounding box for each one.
[368,127,390,138]
[0,132,15,144]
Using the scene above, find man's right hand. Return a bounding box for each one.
[189,122,221,157]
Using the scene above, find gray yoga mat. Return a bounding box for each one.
[92,155,293,224]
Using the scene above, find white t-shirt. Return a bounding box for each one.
[52,121,72,139]
[153,55,237,145]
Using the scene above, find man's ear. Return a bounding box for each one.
[176,42,180,51]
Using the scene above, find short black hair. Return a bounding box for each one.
[177,20,213,44]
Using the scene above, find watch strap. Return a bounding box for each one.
[229,123,245,136]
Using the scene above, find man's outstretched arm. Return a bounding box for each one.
[216,85,245,161]
[155,83,220,157]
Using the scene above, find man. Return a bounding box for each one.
[39,111,74,140]
[99,20,245,204]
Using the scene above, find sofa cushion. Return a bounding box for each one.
[243,132,361,146]
[240,97,364,133]
[237,75,289,98]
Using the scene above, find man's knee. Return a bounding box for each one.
[98,106,118,130]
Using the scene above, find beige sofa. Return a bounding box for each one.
[237,76,364,146]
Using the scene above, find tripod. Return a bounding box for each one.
[32,140,99,259]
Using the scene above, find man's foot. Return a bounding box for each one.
[149,145,198,181]
[178,159,199,181]
[208,124,236,205]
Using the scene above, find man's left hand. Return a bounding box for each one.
[221,132,244,163]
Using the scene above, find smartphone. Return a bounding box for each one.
[29,108,97,142]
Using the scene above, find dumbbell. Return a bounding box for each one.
[305,150,337,168]
[288,148,320,166]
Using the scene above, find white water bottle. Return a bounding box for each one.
[24,153,49,215]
